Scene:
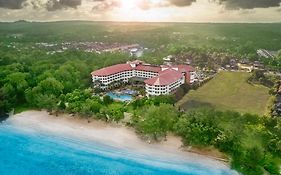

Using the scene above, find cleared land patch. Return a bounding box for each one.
[177,72,271,115]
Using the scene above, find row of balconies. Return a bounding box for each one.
[94,71,186,96]
[145,78,184,96]
[146,91,169,95]
[169,80,183,89]
[96,71,158,81]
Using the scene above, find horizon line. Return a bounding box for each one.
[1,19,281,24]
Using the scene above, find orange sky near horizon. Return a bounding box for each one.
[0,0,281,22]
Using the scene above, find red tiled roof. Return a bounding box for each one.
[91,61,194,85]
[91,64,132,76]
[144,69,183,86]
[135,65,161,73]
[176,65,195,73]
[161,65,194,73]
[128,60,143,65]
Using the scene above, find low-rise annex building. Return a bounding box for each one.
[91,60,196,96]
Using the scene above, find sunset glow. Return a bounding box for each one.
[0,0,281,22]
[119,0,138,11]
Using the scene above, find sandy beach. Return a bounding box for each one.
[8,110,231,170]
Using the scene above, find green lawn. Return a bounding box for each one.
[177,72,271,115]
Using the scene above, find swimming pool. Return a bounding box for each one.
[106,92,133,102]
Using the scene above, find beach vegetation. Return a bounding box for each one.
[100,103,126,122]
[136,104,177,140]
[103,95,114,106]
[173,109,281,175]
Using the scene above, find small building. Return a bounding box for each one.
[185,59,191,65]
[257,49,276,58]
[253,61,264,70]
[237,63,254,72]
[163,55,175,65]
[276,102,281,115]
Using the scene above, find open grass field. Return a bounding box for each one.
[177,72,271,115]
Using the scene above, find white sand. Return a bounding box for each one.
[8,110,233,170]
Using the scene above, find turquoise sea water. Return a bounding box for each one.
[0,119,237,175]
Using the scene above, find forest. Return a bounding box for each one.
[0,21,281,70]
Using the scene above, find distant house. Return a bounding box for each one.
[130,48,143,58]
[91,60,196,96]
[253,61,265,70]
[163,55,175,65]
[185,59,191,65]
[237,63,254,72]
[276,102,281,115]
[257,49,276,58]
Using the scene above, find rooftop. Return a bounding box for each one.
[135,65,161,73]
[92,60,194,86]
[144,69,183,86]
[91,64,132,76]
[92,61,162,76]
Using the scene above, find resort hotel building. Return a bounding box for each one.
[91,60,196,96]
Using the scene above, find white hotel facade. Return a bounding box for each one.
[91,60,196,96]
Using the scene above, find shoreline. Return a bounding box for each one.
[8,110,230,168]
[0,112,9,123]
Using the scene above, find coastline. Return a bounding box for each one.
[8,110,231,169]
[0,112,9,123]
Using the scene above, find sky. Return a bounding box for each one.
[0,0,281,22]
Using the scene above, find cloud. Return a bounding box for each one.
[91,0,196,12]
[92,0,120,11]
[0,0,27,9]
[168,0,196,7]
[91,0,281,11]
[217,0,281,10]
[0,0,82,11]
[1,0,281,13]
[46,0,82,11]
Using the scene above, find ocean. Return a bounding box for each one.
[0,116,237,175]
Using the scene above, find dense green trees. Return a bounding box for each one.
[248,70,275,88]
[25,77,64,110]
[131,101,280,174]
[174,114,221,146]
[136,104,177,140]
[1,72,30,107]
[173,109,281,175]
[100,103,126,121]
[102,95,114,106]
[0,46,128,113]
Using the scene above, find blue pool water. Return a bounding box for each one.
[0,118,237,175]
[106,92,133,102]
